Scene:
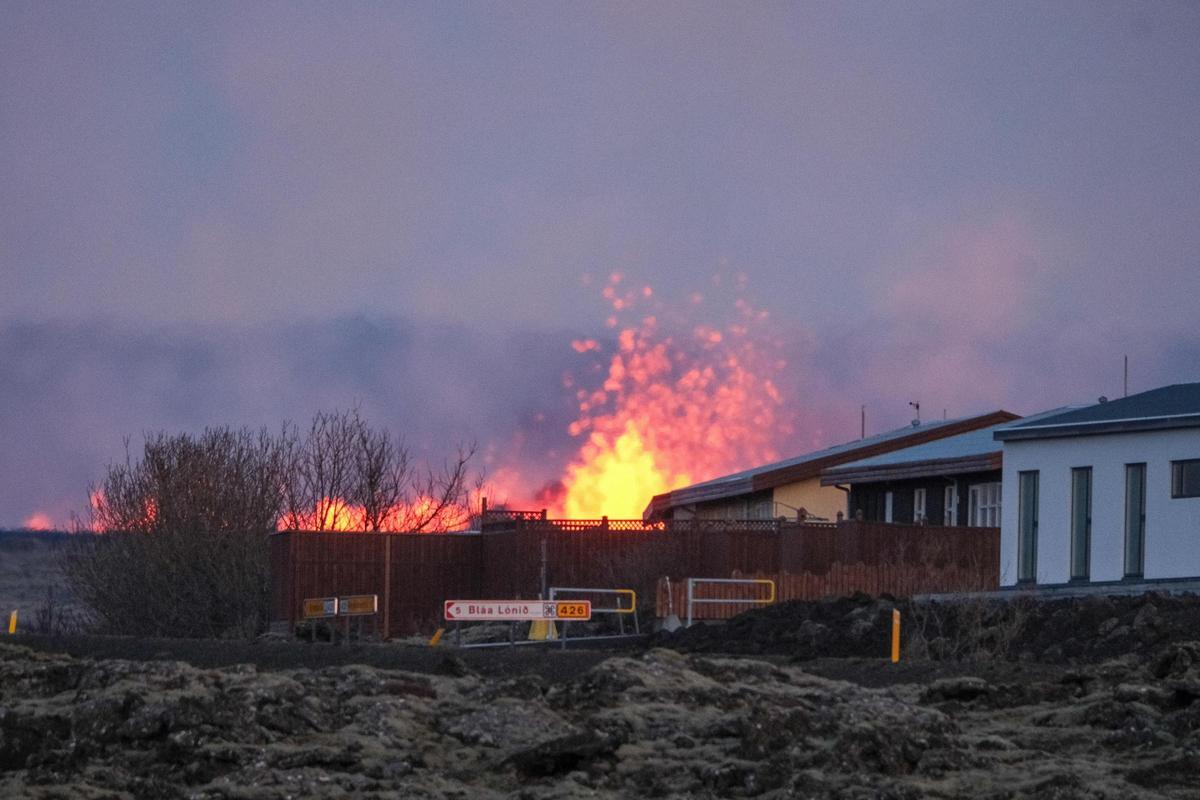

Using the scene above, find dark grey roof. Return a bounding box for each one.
[821,408,1067,484]
[995,383,1200,441]
[643,410,1019,520]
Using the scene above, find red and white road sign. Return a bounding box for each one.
[443,600,591,622]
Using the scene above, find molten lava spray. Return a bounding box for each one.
[551,273,792,518]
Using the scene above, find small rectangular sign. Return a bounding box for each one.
[338,594,379,616]
[302,597,338,619]
[444,600,592,622]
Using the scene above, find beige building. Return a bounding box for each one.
[642,411,1018,522]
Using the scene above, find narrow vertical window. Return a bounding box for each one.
[1018,471,1039,583]
[944,484,958,526]
[884,491,894,523]
[913,488,926,523]
[1125,463,1146,578]
[1070,468,1092,581]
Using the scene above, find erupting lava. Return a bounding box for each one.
[278,496,470,533]
[550,273,792,519]
[22,512,54,531]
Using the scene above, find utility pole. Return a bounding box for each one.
[860,405,866,439]
[1124,355,1129,398]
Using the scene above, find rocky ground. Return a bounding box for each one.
[4,593,1200,799]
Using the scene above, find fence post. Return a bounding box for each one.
[382,534,392,640]
[891,608,901,663]
[686,579,694,628]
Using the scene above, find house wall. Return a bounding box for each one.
[847,470,1001,526]
[1000,428,1200,586]
[673,490,774,520]
[771,478,847,521]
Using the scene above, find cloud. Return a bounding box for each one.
[0,317,584,527]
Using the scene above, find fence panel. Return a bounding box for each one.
[271,521,1000,637]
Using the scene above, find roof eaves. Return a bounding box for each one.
[750,410,1018,491]
[644,409,1018,520]
[995,413,1200,441]
[819,452,1002,485]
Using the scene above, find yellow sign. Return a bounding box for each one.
[302,597,337,619]
[338,595,379,616]
[555,602,590,620]
[7,610,16,635]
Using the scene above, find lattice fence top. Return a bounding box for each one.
[480,516,843,534]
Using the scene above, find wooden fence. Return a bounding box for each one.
[656,562,997,622]
[269,519,998,637]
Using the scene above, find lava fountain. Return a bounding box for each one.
[550,273,792,518]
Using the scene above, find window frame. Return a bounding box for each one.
[1171,459,1200,498]
[1070,467,1092,582]
[1124,463,1146,579]
[1017,470,1039,584]
[968,481,1002,527]
[944,484,958,526]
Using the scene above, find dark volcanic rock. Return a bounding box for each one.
[6,627,1200,799]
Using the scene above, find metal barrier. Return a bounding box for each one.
[685,578,776,627]
[549,586,639,643]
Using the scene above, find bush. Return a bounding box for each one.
[63,427,286,638]
[63,411,477,638]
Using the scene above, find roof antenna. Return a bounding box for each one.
[860,405,866,439]
[1124,354,1128,398]
[909,401,920,426]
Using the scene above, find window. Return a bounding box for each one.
[1018,471,1039,583]
[1070,467,1092,581]
[944,484,958,526]
[1172,459,1200,498]
[968,482,1001,527]
[1125,463,1146,578]
[913,488,926,523]
[884,491,894,523]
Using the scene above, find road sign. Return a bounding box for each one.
[302,597,338,619]
[443,600,591,622]
[338,594,378,616]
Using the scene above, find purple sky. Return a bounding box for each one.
[3,3,1200,527]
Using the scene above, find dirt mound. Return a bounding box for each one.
[654,591,1200,665]
[5,638,1200,798]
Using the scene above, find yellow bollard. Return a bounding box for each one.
[890,608,900,663]
[429,627,444,647]
[8,610,16,635]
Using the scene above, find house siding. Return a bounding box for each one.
[848,470,1001,526]
[675,490,775,520]
[771,478,847,521]
[1000,428,1200,586]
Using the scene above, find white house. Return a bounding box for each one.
[994,383,1200,587]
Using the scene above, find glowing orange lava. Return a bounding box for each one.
[277,496,472,533]
[550,273,791,519]
[23,512,54,531]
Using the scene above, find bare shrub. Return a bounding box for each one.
[280,408,476,532]
[30,585,85,636]
[64,427,287,638]
[65,411,479,638]
[905,597,1033,661]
